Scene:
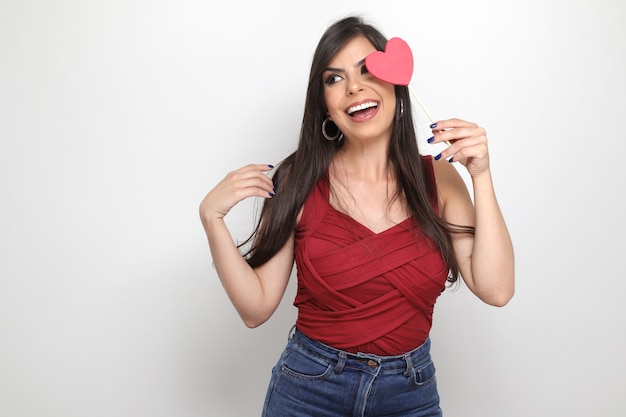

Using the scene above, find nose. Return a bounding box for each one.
[347,78,364,95]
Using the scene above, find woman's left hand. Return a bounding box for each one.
[431,118,515,306]
[429,118,490,177]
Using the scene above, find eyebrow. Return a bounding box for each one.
[324,57,367,73]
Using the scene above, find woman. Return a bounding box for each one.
[200,16,514,417]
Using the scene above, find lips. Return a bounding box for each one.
[346,100,379,121]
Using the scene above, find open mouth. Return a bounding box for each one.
[347,101,379,117]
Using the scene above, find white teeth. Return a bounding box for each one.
[348,101,378,115]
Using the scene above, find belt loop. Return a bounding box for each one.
[334,352,347,374]
[288,324,296,341]
[403,353,413,377]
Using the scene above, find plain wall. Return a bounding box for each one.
[1,0,625,416]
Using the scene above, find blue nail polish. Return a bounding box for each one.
[434,153,442,161]
[269,192,275,197]
[448,157,454,163]
[268,164,274,169]
[430,123,438,129]
[427,136,434,144]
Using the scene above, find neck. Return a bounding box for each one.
[335,137,391,182]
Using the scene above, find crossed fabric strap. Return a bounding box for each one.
[294,159,448,354]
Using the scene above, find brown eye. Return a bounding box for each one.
[361,64,369,74]
[324,74,342,85]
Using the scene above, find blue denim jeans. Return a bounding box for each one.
[262,327,442,417]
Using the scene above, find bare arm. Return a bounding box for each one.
[199,164,295,327]
[431,119,515,306]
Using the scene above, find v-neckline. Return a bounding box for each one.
[327,203,413,236]
[319,170,414,235]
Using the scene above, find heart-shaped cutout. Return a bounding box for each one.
[365,37,414,86]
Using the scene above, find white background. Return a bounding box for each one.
[2,1,625,416]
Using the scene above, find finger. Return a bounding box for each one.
[228,164,275,187]
[248,163,275,173]
[430,118,477,131]
[452,147,488,165]
[429,121,477,147]
[434,136,485,162]
[236,176,275,197]
[439,128,486,145]
[228,168,274,185]
[234,163,275,177]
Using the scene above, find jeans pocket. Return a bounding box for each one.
[412,359,437,386]
[280,346,334,381]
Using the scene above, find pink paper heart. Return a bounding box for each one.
[365,37,414,86]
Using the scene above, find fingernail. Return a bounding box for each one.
[427,136,435,144]
[430,123,438,129]
[434,153,442,161]
[269,192,275,197]
[268,164,274,169]
[448,157,454,163]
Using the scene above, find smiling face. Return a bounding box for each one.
[322,36,397,143]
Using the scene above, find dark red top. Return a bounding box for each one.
[294,156,448,356]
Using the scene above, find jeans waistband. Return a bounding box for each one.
[289,326,431,373]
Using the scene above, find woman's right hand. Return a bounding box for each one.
[199,164,275,224]
[198,164,292,328]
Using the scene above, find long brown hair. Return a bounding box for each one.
[239,16,473,283]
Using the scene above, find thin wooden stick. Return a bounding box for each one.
[408,86,451,147]
[409,86,435,125]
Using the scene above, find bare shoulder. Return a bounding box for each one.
[431,158,467,198]
[431,158,473,221]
